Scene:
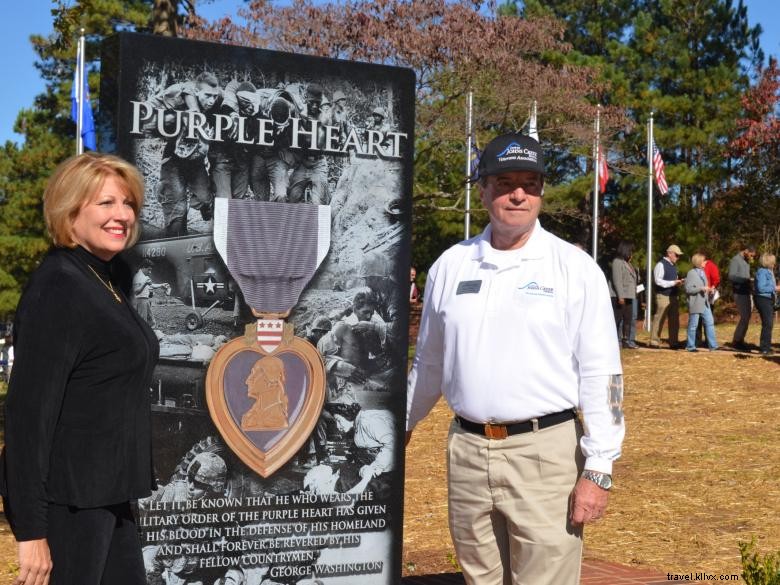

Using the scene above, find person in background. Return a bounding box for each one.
[728,245,756,351]
[702,252,721,297]
[0,153,159,585]
[611,241,638,349]
[629,260,645,347]
[409,266,420,303]
[684,253,718,352]
[696,251,721,347]
[650,245,685,348]
[754,253,780,356]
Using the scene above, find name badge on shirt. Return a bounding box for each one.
[456,280,482,295]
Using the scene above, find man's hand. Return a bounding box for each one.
[352,321,380,336]
[332,361,366,383]
[14,538,52,585]
[569,477,609,526]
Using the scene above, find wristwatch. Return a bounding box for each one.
[581,470,613,490]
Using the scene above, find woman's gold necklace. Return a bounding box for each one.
[87,264,122,303]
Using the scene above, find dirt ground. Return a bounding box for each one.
[1,319,778,583]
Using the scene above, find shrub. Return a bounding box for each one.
[741,538,780,585]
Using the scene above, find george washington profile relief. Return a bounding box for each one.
[241,356,289,431]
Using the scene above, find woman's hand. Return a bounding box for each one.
[14,539,52,585]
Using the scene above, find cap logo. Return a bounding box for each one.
[495,142,538,164]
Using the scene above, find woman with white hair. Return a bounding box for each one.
[754,253,780,356]
[684,253,718,352]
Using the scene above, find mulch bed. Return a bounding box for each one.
[402,320,780,577]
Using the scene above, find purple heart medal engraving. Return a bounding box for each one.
[206,199,330,477]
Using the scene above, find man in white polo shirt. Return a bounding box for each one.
[406,133,625,585]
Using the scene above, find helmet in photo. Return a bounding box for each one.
[187,452,227,492]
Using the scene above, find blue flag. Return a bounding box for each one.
[469,143,481,181]
[71,56,96,151]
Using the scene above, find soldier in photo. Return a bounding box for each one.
[366,106,391,147]
[332,407,394,499]
[331,90,350,136]
[303,464,370,496]
[317,289,391,404]
[132,258,171,328]
[185,452,228,501]
[146,72,222,236]
[319,94,333,124]
[208,80,257,201]
[358,250,402,349]
[288,84,330,204]
[148,451,228,504]
[213,80,301,202]
[304,316,332,347]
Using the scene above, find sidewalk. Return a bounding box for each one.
[401,558,668,585]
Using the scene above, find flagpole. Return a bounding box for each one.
[464,90,473,240]
[645,113,654,331]
[76,29,86,155]
[529,100,538,141]
[592,104,601,259]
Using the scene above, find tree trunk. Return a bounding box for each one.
[152,0,177,37]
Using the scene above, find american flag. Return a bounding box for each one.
[651,139,669,195]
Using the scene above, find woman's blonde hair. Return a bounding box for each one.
[760,253,776,269]
[43,152,145,248]
[691,253,705,268]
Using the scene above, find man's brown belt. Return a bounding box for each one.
[455,410,576,440]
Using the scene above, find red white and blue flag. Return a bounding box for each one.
[651,139,669,195]
[598,148,609,194]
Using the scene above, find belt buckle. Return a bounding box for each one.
[484,423,508,440]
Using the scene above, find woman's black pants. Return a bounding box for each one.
[612,298,633,343]
[48,501,145,585]
[754,295,775,353]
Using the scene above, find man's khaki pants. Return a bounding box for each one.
[447,418,584,585]
[650,293,679,346]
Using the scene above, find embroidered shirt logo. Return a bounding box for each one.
[517,281,554,297]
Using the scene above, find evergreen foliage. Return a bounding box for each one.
[519,0,765,271]
[0,1,153,316]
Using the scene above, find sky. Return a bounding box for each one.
[0,0,778,146]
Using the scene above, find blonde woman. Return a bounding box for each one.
[684,253,718,352]
[0,153,158,585]
[754,253,780,356]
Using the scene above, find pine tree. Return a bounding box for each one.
[0,1,154,316]
[522,0,762,266]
